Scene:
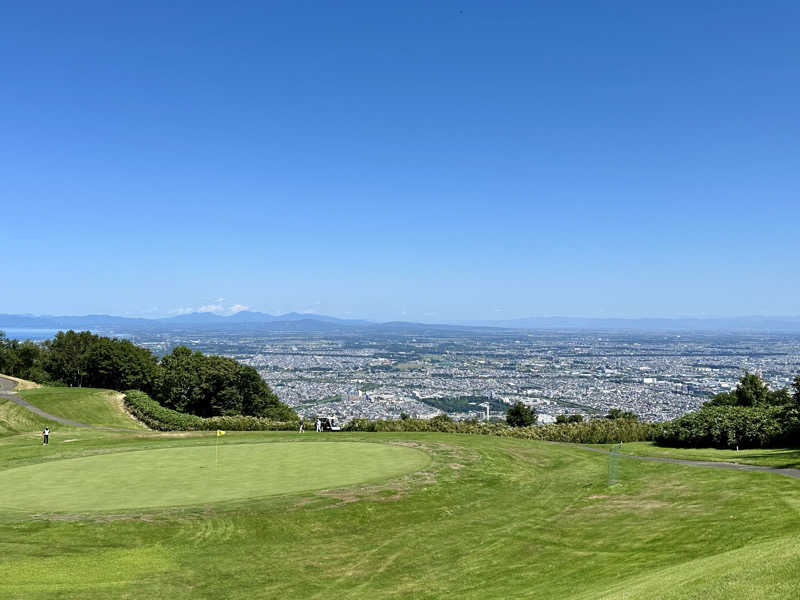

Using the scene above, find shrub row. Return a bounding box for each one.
[655,405,800,449]
[516,419,659,444]
[124,390,298,431]
[344,415,657,444]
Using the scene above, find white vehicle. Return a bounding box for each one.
[319,417,340,432]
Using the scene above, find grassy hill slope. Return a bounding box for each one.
[0,375,55,437]
[18,387,147,430]
[583,534,800,600]
[0,396,58,437]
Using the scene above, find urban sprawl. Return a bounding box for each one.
[134,328,800,424]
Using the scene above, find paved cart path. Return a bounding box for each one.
[0,375,141,432]
[576,443,800,480]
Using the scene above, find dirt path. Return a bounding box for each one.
[0,375,140,432]
[577,444,800,480]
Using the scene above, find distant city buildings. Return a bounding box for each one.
[131,328,800,424]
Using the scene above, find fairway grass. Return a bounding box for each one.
[0,441,430,513]
[0,428,799,598]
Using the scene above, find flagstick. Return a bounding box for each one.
[215,434,219,470]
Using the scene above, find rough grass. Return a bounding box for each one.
[19,387,147,430]
[0,398,58,437]
[593,441,800,469]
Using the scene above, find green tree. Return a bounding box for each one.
[84,337,159,392]
[734,372,771,406]
[768,387,792,406]
[0,332,8,374]
[506,402,536,427]
[44,330,96,387]
[606,408,638,421]
[706,390,737,406]
[556,413,584,424]
[157,347,204,413]
[156,346,294,420]
[0,333,47,381]
[706,372,791,408]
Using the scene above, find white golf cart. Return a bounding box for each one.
[319,417,340,432]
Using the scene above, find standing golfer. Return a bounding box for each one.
[42,427,50,445]
[298,417,304,433]
[315,418,321,432]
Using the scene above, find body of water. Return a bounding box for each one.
[0,328,132,341]
[0,328,60,341]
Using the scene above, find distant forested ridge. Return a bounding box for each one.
[0,330,295,420]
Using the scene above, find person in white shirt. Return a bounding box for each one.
[42,427,50,445]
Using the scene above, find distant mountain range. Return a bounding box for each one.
[161,310,372,326]
[2,312,800,333]
[462,316,800,332]
[0,311,372,332]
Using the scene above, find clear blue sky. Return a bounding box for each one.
[2,1,798,322]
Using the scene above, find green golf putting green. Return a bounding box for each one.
[0,441,430,513]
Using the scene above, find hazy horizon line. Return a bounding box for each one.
[3,310,800,324]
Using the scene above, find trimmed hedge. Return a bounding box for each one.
[124,390,298,431]
[344,415,657,444]
[125,389,656,442]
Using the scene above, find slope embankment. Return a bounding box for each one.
[0,375,145,432]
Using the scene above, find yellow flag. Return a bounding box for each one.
[216,430,226,437]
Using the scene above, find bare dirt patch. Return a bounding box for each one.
[115,392,153,430]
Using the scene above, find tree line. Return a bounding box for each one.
[0,330,295,420]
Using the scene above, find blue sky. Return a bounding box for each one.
[2,1,798,322]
